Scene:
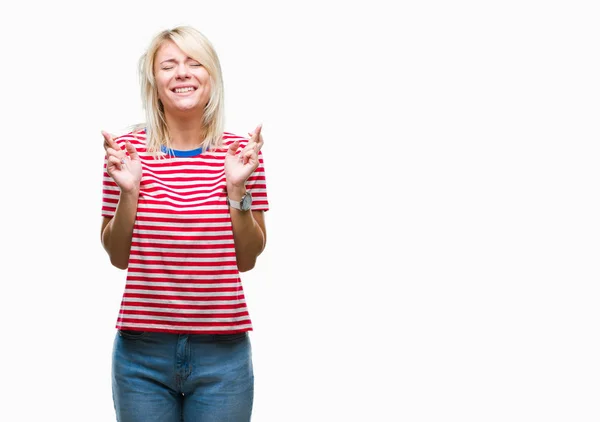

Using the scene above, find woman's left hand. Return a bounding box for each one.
[225,124,264,189]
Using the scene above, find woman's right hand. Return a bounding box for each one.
[102,131,142,193]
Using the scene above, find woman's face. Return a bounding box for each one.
[154,40,211,116]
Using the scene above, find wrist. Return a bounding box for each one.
[227,184,246,201]
[119,186,140,199]
[227,190,252,211]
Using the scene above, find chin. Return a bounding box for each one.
[172,102,204,113]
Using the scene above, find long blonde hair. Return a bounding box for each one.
[134,26,225,157]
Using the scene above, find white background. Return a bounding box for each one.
[1,0,599,421]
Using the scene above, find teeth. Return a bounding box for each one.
[174,87,194,93]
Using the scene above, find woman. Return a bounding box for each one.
[100,26,268,421]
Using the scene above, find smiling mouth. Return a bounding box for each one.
[172,87,196,93]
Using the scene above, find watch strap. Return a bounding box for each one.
[227,197,243,210]
[227,191,251,211]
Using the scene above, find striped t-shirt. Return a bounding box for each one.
[101,130,269,334]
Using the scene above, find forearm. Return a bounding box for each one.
[228,184,265,272]
[230,207,265,272]
[102,190,139,269]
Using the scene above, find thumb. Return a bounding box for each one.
[227,141,240,156]
[125,140,139,160]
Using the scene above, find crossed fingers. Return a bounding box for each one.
[242,124,264,157]
[102,130,127,169]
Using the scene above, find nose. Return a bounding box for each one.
[175,63,190,80]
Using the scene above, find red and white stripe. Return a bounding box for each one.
[102,130,269,334]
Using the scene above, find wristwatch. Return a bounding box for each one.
[227,191,252,211]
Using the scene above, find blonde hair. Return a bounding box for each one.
[134,26,225,157]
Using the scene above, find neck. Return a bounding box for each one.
[164,112,207,150]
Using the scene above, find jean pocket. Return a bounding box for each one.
[118,329,147,339]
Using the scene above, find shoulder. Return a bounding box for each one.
[222,131,250,147]
[113,129,148,150]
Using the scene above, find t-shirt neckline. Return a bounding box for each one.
[160,145,204,157]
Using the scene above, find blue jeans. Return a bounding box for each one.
[112,330,254,421]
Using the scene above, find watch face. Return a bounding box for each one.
[241,193,252,210]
